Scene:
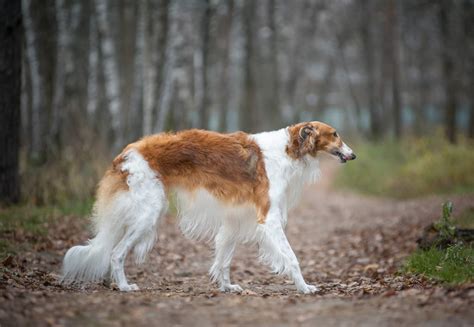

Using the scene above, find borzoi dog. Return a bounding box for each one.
[61,121,356,294]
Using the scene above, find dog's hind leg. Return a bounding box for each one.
[210,225,242,293]
[109,196,166,291]
[109,149,167,292]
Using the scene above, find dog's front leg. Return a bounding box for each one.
[257,208,319,294]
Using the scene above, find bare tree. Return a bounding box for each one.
[22,0,44,161]
[197,0,214,129]
[217,0,235,132]
[438,0,458,143]
[0,0,22,204]
[155,1,178,132]
[359,0,381,139]
[464,0,474,139]
[266,0,281,129]
[95,0,122,146]
[141,0,155,135]
[385,0,402,138]
[240,0,257,132]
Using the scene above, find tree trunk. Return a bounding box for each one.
[87,11,99,118]
[438,1,457,143]
[267,0,280,129]
[155,1,178,132]
[95,0,122,147]
[386,0,402,139]
[217,0,234,132]
[360,0,381,139]
[197,0,213,129]
[141,0,155,135]
[464,0,474,139]
[240,0,256,132]
[0,0,22,204]
[22,0,45,162]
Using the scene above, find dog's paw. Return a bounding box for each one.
[220,284,243,293]
[119,283,140,292]
[298,284,320,294]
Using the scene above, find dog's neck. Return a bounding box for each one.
[251,127,320,209]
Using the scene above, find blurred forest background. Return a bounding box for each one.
[1,0,474,206]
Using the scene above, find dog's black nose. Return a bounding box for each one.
[351,153,356,160]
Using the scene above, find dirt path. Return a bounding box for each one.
[1,162,473,326]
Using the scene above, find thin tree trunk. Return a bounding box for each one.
[52,0,82,153]
[218,0,234,132]
[141,0,155,135]
[387,0,402,139]
[335,31,363,131]
[130,0,145,138]
[197,0,213,129]
[51,0,67,150]
[464,0,474,139]
[438,1,457,143]
[22,0,44,161]
[155,1,178,132]
[267,0,280,129]
[361,0,380,139]
[314,58,336,116]
[240,0,256,132]
[87,12,99,118]
[95,0,122,147]
[0,0,22,204]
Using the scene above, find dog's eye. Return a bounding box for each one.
[333,132,338,137]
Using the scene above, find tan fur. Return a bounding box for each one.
[286,121,343,159]
[108,129,271,224]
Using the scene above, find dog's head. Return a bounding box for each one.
[287,121,356,163]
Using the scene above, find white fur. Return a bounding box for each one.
[340,142,353,158]
[251,128,320,293]
[177,128,321,293]
[62,149,166,291]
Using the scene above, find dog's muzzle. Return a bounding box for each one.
[332,143,356,163]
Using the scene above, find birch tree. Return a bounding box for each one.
[155,1,179,132]
[22,0,45,161]
[95,0,122,146]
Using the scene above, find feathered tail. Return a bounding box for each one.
[61,168,127,284]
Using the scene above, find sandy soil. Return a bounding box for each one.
[1,162,473,326]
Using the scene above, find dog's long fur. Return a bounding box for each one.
[61,121,355,293]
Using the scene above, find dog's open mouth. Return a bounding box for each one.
[333,150,348,163]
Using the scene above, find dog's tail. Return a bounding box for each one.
[61,164,129,284]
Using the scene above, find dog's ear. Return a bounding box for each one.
[298,125,319,156]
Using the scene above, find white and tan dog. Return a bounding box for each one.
[61,121,356,294]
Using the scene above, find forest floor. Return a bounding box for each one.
[1,162,473,327]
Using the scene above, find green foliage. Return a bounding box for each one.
[434,201,456,242]
[404,244,474,285]
[336,135,474,198]
[404,201,474,284]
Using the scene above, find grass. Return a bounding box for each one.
[404,244,474,285]
[336,134,474,198]
[403,202,474,285]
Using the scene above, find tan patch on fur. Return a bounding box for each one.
[286,121,343,159]
[95,156,129,205]
[125,130,271,224]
